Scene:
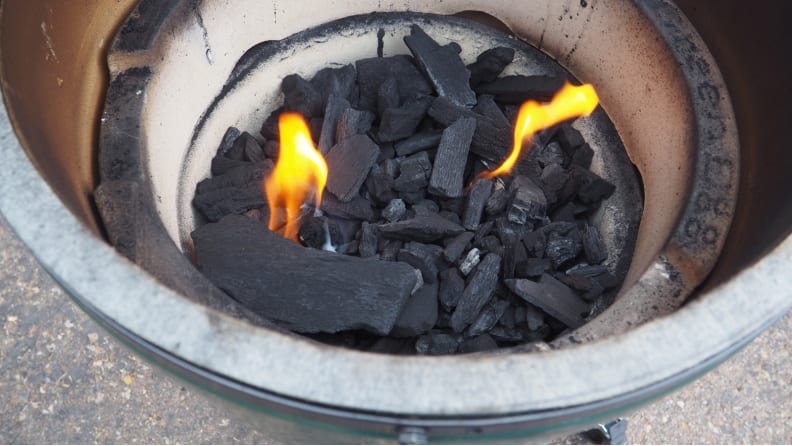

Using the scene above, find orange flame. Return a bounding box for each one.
[264,113,328,242]
[481,82,600,179]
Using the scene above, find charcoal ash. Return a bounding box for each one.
[191,23,624,355]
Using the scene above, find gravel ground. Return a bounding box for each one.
[0,213,790,444]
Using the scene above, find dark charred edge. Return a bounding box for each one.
[111,0,182,54]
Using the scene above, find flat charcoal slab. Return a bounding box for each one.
[429,117,476,198]
[193,215,417,335]
[505,274,589,328]
[325,134,380,202]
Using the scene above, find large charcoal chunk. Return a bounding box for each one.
[438,268,465,311]
[193,215,417,335]
[508,175,547,224]
[546,233,582,268]
[282,74,323,117]
[429,117,476,198]
[394,131,442,157]
[317,94,350,154]
[397,242,445,284]
[415,332,460,355]
[310,64,357,108]
[572,166,616,204]
[580,223,608,264]
[443,231,475,263]
[393,151,432,192]
[325,134,379,202]
[356,55,432,111]
[335,107,375,145]
[462,179,493,230]
[377,97,431,143]
[467,47,515,87]
[428,97,512,162]
[506,274,590,328]
[379,212,465,242]
[194,162,272,222]
[403,25,477,108]
[391,282,439,337]
[321,193,376,221]
[476,75,566,104]
[377,77,401,118]
[450,253,501,333]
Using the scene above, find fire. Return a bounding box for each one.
[481,82,600,179]
[264,112,328,242]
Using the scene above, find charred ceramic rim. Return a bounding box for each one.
[5,0,789,440]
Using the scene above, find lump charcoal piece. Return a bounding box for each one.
[513,306,527,326]
[443,231,475,263]
[382,158,401,178]
[358,222,379,258]
[391,282,439,337]
[378,144,396,162]
[415,332,460,355]
[335,107,376,145]
[379,212,465,242]
[465,300,510,338]
[477,235,504,257]
[393,151,432,192]
[582,280,606,302]
[474,220,495,244]
[310,64,357,108]
[473,94,510,127]
[216,126,242,156]
[309,118,323,143]
[458,334,498,354]
[485,181,509,216]
[580,223,608,264]
[542,220,578,237]
[325,134,379,202]
[540,163,570,205]
[439,196,465,215]
[571,143,595,169]
[377,77,401,118]
[462,179,493,230]
[524,304,546,331]
[536,141,567,167]
[476,75,566,104]
[429,117,477,198]
[499,230,521,279]
[489,324,524,342]
[467,47,515,87]
[438,268,465,311]
[211,156,250,177]
[238,134,266,163]
[546,232,582,268]
[193,215,418,335]
[520,257,551,277]
[365,164,395,205]
[282,74,323,118]
[394,131,442,157]
[551,201,589,222]
[403,24,476,108]
[566,263,609,278]
[399,189,427,205]
[555,123,586,151]
[317,94,351,154]
[377,97,432,143]
[508,175,547,224]
[506,274,589,328]
[450,253,502,333]
[321,193,376,221]
[571,166,616,204]
[382,198,407,223]
[397,242,444,284]
[262,140,280,159]
[458,247,481,276]
[356,55,432,111]
[379,238,404,262]
[194,163,272,222]
[428,97,512,163]
[297,215,341,250]
[260,107,283,140]
[415,199,440,214]
[499,304,517,329]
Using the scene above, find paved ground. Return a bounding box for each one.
[0,213,790,444]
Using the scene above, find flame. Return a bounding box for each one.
[264,113,328,241]
[481,82,600,179]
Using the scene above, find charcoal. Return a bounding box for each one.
[476,75,566,104]
[365,164,395,204]
[458,248,481,276]
[439,196,465,215]
[378,212,465,242]
[500,305,516,329]
[391,282,439,337]
[506,274,589,328]
[397,242,444,284]
[358,222,379,258]
[572,166,616,204]
[467,47,515,87]
[399,189,427,205]
[367,337,416,355]
[238,134,266,163]
[580,223,608,264]
[355,55,432,111]
[508,175,547,224]
[524,304,546,331]
[379,238,404,262]
[260,107,283,140]
[403,25,476,108]
[211,156,250,176]
[566,263,609,278]
[546,233,582,268]
[542,221,578,237]
[309,117,324,143]
[522,229,547,257]
[435,310,453,329]
[317,94,350,153]
[415,199,440,214]
[440,211,462,226]
[335,107,376,144]
[321,193,376,221]
[438,268,465,311]
[393,151,432,192]
[465,300,509,337]
[458,334,498,354]
[559,273,593,292]
[489,324,524,342]
[193,215,418,334]
[377,77,401,118]
[568,141,594,169]
[473,94,510,127]
[217,126,242,156]
[474,220,495,244]
[462,179,493,230]
[485,181,509,216]
[377,97,432,143]
[262,140,280,159]
[382,158,401,178]
[297,215,341,250]
[378,144,396,162]
[597,271,620,289]
[415,332,459,355]
[310,64,357,108]
[282,74,323,117]
[551,202,588,222]
[325,134,379,202]
[428,97,511,162]
[582,281,605,302]
[478,235,504,257]
[194,163,272,222]
[450,253,501,333]
[382,198,407,223]
[394,131,442,157]
[513,306,527,326]
[555,123,586,150]
[499,230,521,279]
[243,207,269,224]
[428,117,476,198]
[540,163,570,205]
[520,257,551,277]
[536,141,567,167]
[443,231,474,263]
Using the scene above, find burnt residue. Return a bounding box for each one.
[112,0,181,53]
[191,0,214,65]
